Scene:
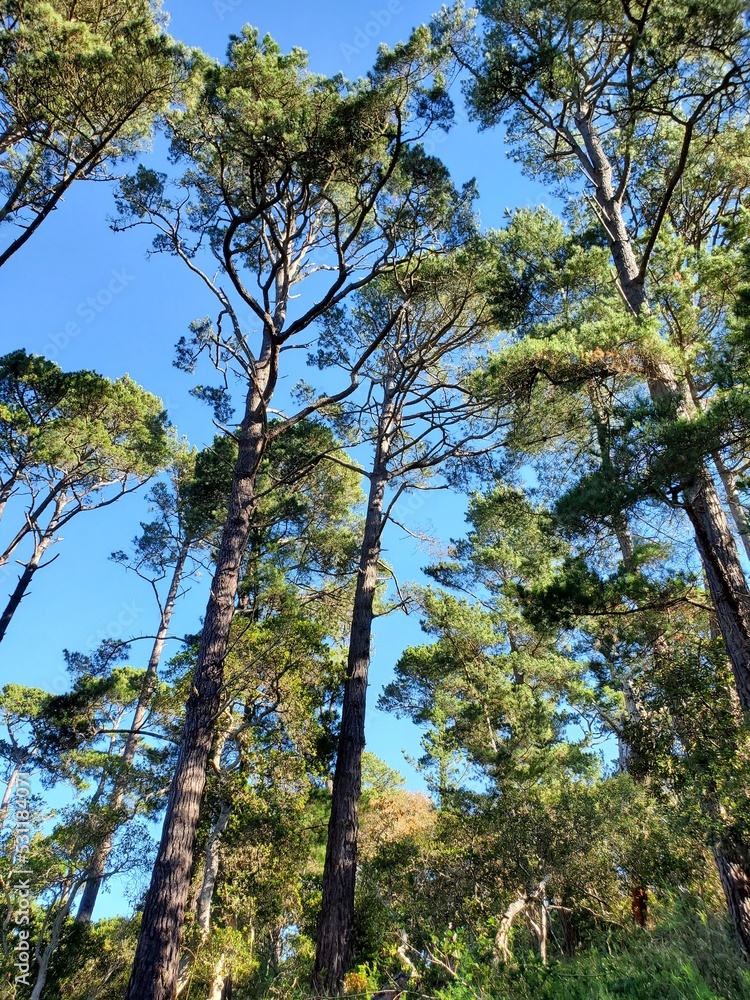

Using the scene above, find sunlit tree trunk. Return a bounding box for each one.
[577,114,750,711]
[30,876,86,1000]
[712,450,750,564]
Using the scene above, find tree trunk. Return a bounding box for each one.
[0,530,56,644]
[575,112,750,712]
[494,896,527,964]
[555,906,580,958]
[0,481,68,571]
[493,880,549,965]
[125,385,269,1000]
[196,801,232,939]
[538,898,548,964]
[714,452,750,561]
[207,955,231,1000]
[0,762,24,831]
[313,399,395,995]
[30,877,86,1000]
[76,538,191,923]
[713,837,750,956]
[618,679,641,772]
[631,887,648,928]
[0,472,18,527]
[688,377,750,565]
[681,467,750,709]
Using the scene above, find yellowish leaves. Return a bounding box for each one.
[344,970,370,995]
[359,789,435,861]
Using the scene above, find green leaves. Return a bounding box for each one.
[0,349,170,488]
[0,0,188,264]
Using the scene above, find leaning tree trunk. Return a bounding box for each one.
[575,113,750,712]
[679,458,750,710]
[0,527,57,644]
[0,482,67,571]
[125,383,270,1000]
[313,399,395,995]
[30,876,87,1000]
[702,768,750,957]
[77,538,191,923]
[688,374,750,565]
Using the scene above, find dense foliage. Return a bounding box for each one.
[2,1,750,998]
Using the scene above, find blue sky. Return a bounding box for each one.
[0,0,555,917]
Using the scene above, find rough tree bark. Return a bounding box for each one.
[125,379,271,1000]
[312,395,396,995]
[76,538,191,923]
[713,836,750,957]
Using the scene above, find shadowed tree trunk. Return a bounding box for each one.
[125,383,271,1000]
[681,471,750,710]
[713,836,750,957]
[313,397,396,995]
[688,375,750,566]
[631,887,648,927]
